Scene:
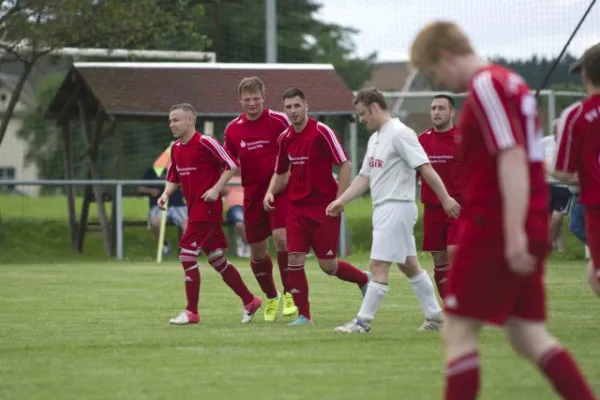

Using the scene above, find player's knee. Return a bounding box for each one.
[271,228,286,252]
[443,315,480,361]
[369,259,390,282]
[432,251,449,266]
[398,257,421,278]
[318,258,337,274]
[179,219,188,232]
[179,248,199,262]
[249,240,268,260]
[207,249,229,272]
[506,320,557,363]
[288,252,305,266]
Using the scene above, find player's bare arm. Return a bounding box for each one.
[158,182,181,210]
[551,169,578,184]
[283,170,291,188]
[263,172,287,211]
[336,161,352,198]
[417,163,460,218]
[203,167,238,203]
[326,175,370,217]
[498,147,535,276]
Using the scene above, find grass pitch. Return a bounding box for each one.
[0,257,598,400]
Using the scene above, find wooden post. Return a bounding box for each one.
[77,95,114,257]
[109,121,120,257]
[76,180,92,253]
[61,121,78,249]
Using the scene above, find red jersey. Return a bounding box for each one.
[275,118,348,206]
[418,126,461,204]
[457,64,547,226]
[167,132,239,223]
[554,94,600,206]
[224,109,291,200]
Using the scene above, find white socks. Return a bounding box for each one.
[408,270,443,320]
[357,281,389,322]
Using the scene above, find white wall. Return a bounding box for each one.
[0,118,40,197]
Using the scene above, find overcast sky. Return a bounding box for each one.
[315,0,600,61]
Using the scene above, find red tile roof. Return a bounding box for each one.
[46,62,356,120]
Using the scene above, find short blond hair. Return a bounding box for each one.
[410,21,474,71]
[238,76,265,96]
[170,103,197,117]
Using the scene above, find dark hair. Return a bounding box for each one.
[433,94,455,108]
[282,87,306,101]
[353,87,388,110]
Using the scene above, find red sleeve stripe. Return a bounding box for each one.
[274,129,291,173]
[202,136,238,169]
[472,71,515,149]
[269,109,292,129]
[554,102,583,171]
[317,122,347,163]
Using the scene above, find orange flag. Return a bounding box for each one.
[153,142,174,177]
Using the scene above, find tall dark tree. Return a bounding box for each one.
[0,0,208,147]
[492,53,581,88]
[192,0,376,90]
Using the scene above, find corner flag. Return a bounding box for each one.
[153,142,174,177]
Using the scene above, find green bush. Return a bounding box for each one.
[0,195,589,263]
[344,196,588,262]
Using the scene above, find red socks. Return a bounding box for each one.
[334,260,369,287]
[288,264,310,320]
[444,348,595,400]
[434,264,450,299]
[277,252,291,293]
[179,250,200,314]
[444,351,480,400]
[539,347,596,400]
[209,252,254,305]
[250,256,278,299]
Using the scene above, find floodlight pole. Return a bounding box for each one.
[265,0,277,63]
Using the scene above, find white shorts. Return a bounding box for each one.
[370,201,418,264]
[148,206,188,228]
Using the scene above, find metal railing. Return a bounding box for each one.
[0,179,348,260]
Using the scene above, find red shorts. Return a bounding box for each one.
[585,206,600,279]
[444,215,549,326]
[243,191,290,244]
[422,204,459,251]
[179,222,228,255]
[286,204,340,259]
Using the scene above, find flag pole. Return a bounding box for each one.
[156,200,168,264]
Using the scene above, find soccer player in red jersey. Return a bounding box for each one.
[410,22,596,400]
[554,42,600,298]
[263,88,370,326]
[159,103,262,326]
[224,77,297,321]
[418,94,461,298]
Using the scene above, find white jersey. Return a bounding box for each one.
[543,135,574,190]
[360,118,429,207]
[542,135,559,184]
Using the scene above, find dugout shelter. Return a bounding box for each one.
[44,62,356,257]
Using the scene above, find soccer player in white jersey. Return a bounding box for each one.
[327,88,460,333]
